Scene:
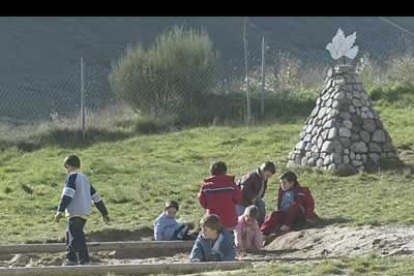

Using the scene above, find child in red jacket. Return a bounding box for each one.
[198,161,242,231]
[261,171,317,236]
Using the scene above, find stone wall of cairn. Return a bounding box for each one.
[287,65,399,172]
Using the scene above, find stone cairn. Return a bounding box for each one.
[287,64,399,173]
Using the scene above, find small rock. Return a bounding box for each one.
[334,76,346,85]
[353,99,362,107]
[351,141,368,153]
[363,119,377,132]
[318,107,327,119]
[310,106,320,117]
[333,140,343,154]
[316,158,324,167]
[316,98,321,106]
[339,127,351,137]
[352,160,363,166]
[372,130,386,142]
[360,130,370,143]
[342,83,353,92]
[317,137,324,149]
[287,160,295,167]
[322,141,333,152]
[339,112,351,120]
[361,154,367,163]
[305,125,313,134]
[344,155,350,164]
[323,120,334,129]
[327,68,333,78]
[351,133,360,142]
[333,153,342,164]
[323,155,332,166]
[328,128,337,140]
[367,111,374,119]
[369,142,382,153]
[296,141,306,150]
[329,109,340,118]
[326,99,333,107]
[307,157,316,166]
[343,119,353,129]
[334,92,345,100]
[301,157,308,166]
[369,153,381,163]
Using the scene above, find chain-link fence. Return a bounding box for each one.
[2,17,414,145]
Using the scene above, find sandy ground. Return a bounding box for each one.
[2,225,414,268]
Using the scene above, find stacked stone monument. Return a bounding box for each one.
[287,64,399,172]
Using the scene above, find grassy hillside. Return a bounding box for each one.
[0,101,414,243]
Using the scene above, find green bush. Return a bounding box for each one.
[196,91,317,125]
[109,26,219,121]
[368,82,414,105]
[386,53,414,83]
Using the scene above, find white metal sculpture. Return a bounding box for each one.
[326,28,359,64]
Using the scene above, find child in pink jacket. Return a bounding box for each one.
[234,205,263,250]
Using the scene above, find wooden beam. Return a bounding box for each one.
[0,241,194,255]
[0,262,251,276]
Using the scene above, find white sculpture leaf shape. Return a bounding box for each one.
[326,28,359,60]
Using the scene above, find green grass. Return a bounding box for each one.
[1,102,414,243]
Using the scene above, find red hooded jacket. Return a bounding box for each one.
[198,174,242,228]
[277,182,317,219]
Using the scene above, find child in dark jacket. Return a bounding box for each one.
[261,171,317,236]
[236,161,277,226]
[190,214,236,262]
[154,200,190,241]
[198,161,242,230]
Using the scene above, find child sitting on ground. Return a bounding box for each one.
[261,171,318,236]
[234,205,263,251]
[154,200,191,241]
[190,214,236,262]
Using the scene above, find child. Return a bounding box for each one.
[154,200,190,241]
[198,161,242,231]
[236,161,277,226]
[234,205,263,251]
[190,214,236,262]
[261,171,317,236]
[54,155,110,266]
